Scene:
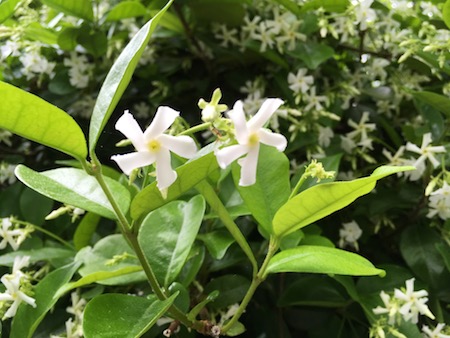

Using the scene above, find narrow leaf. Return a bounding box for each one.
[89,0,173,153]
[413,91,450,117]
[443,0,450,29]
[0,0,20,24]
[267,246,385,276]
[0,81,87,161]
[106,1,148,21]
[10,262,81,338]
[15,165,130,220]
[0,248,75,266]
[273,165,414,238]
[40,0,93,21]
[74,212,100,250]
[83,293,177,338]
[138,195,205,287]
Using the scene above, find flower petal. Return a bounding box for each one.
[215,144,248,169]
[247,98,284,131]
[258,129,287,151]
[227,101,249,145]
[111,152,155,175]
[237,145,260,186]
[155,148,177,191]
[158,134,197,159]
[115,110,146,151]
[144,106,179,140]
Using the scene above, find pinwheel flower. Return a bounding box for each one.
[215,99,287,186]
[111,108,197,193]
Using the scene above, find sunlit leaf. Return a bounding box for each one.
[40,0,93,21]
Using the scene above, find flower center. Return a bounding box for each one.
[147,139,161,152]
[248,133,259,146]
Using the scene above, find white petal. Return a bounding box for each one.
[421,132,432,148]
[247,98,284,131]
[4,299,20,318]
[427,154,441,168]
[237,145,260,186]
[18,291,36,307]
[158,134,197,159]
[215,144,249,169]
[144,106,179,140]
[155,149,177,191]
[227,101,249,145]
[115,111,147,151]
[258,129,287,151]
[406,142,422,154]
[111,152,155,175]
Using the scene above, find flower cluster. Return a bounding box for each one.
[50,291,86,338]
[0,217,32,251]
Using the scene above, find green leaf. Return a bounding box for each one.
[287,42,334,69]
[273,165,414,238]
[57,27,80,50]
[83,293,177,338]
[188,0,247,25]
[10,262,81,338]
[0,81,87,161]
[77,30,107,58]
[443,0,450,29]
[301,0,350,12]
[74,212,100,251]
[89,1,173,154]
[138,195,205,287]
[40,0,94,21]
[204,274,251,310]
[19,187,53,226]
[232,145,290,236]
[0,247,75,266]
[23,23,58,45]
[266,246,385,277]
[413,91,450,117]
[131,148,219,220]
[15,166,130,220]
[197,230,235,260]
[106,1,148,21]
[77,234,146,285]
[0,0,20,24]
[272,0,302,15]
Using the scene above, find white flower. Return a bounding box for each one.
[427,182,450,220]
[318,126,334,148]
[215,99,287,186]
[338,221,363,250]
[394,278,435,324]
[347,112,376,143]
[406,133,446,169]
[111,108,197,192]
[287,68,314,95]
[353,0,377,31]
[373,291,399,325]
[0,218,25,251]
[0,162,17,185]
[422,323,450,338]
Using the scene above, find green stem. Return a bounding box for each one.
[221,237,280,334]
[178,122,211,136]
[196,180,258,275]
[15,220,74,250]
[289,174,307,199]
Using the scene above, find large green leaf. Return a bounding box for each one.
[0,0,20,24]
[301,0,349,12]
[10,262,81,338]
[266,246,385,277]
[73,212,100,251]
[40,0,93,21]
[89,1,173,153]
[232,145,290,236]
[106,1,148,21]
[76,234,146,285]
[15,166,130,220]
[138,195,205,287]
[273,166,413,238]
[131,148,218,220]
[204,274,250,310]
[0,81,87,161]
[443,0,450,29]
[83,293,177,338]
[413,91,450,117]
[0,247,75,266]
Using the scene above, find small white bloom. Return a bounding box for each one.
[422,323,450,338]
[318,126,334,148]
[287,68,314,95]
[215,99,287,186]
[353,0,377,31]
[0,273,36,319]
[427,182,450,220]
[373,291,399,325]
[338,221,363,250]
[406,133,446,169]
[0,218,25,251]
[0,162,17,185]
[111,108,197,192]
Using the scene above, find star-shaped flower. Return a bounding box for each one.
[406,132,446,169]
[215,99,287,186]
[111,108,197,193]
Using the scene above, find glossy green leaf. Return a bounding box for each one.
[187,290,219,321]
[40,0,93,21]
[106,1,147,21]
[83,293,177,338]
[74,212,100,251]
[205,274,250,310]
[301,0,349,12]
[0,247,75,266]
[15,166,130,220]
[443,0,450,29]
[177,245,205,287]
[0,0,20,24]
[77,30,107,58]
[19,187,53,226]
[138,195,205,287]
[131,148,218,220]
[168,282,190,312]
[23,23,58,45]
[413,91,450,117]
[288,42,334,69]
[57,27,80,50]
[232,145,290,236]
[266,246,385,277]
[77,234,146,285]
[89,1,173,153]
[0,81,87,161]
[10,262,81,338]
[197,230,235,260]
[273,165,414,238]
[148,9,183,33]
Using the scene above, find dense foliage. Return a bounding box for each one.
[1,0,450,337]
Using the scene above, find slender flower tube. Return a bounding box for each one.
[111,108,197,192]
[215,99,287,186]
